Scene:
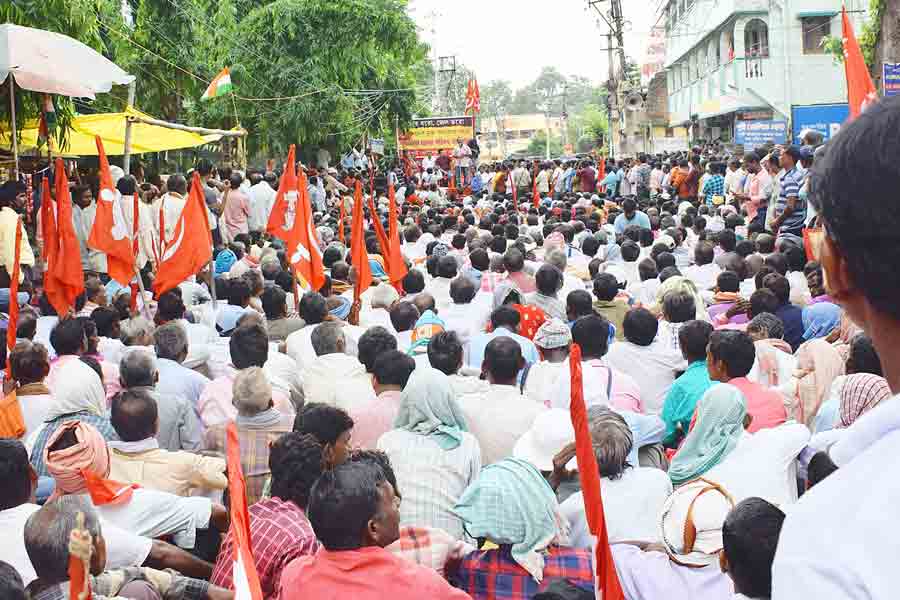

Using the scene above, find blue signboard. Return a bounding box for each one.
[791,104,849,143]
[883,63,900,97]
[734,120,788,147]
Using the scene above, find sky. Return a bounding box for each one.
[408,0,663,91]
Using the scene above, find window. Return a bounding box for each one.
[745,19,770,57]
[802,16,831,54]
[665,127,675,138]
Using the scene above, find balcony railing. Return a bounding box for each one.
[744,55,768,79]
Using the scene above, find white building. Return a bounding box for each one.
[662,0,868,148]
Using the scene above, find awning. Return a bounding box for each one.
[0,107,223,156]
[695,94,768,120]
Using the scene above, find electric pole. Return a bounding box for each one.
[589,0,625,158]
[438,55,457,116]
[561,82,569,151]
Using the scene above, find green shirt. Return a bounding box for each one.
[661,361,714,448]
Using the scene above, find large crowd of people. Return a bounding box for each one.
[0,96,899,600]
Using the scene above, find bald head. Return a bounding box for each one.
[413,292,437,315]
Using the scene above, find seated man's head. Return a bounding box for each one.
[0,440,35,512]
[572,314,610,360]
[587,407,634,479]
[231,323,269,368]
[662,291,696,324]
[482,336,524,385]
[9,341,50,386]
[25,496,106,582]
[357,326,397,374]
[311,321,346,357]
[389,302,420,333]
[307,458,401,551]
[535,264,563,297]
[677,319,714,363]
[111,388,158,442]
[427,331,464,376]
[118,348,158,389]
[592,273,620,302]
[720,498,785,599]
[372,350,416,395]
[450,276,477,306]
[232,366,272,418]
[566,289,593,322]
[623,307,658,347]
[269,432,326,509]
[299,291,328,325]
[0,561,24,600]
[706,330,756,383]
[293,403,354,467]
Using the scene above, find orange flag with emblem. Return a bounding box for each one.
[153,172,212,296]
[45,159,84,316]
[266,145,297,240]
[842,7,878,118]
[88,136,136,286]
[287,168,326,292]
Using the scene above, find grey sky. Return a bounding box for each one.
[408,0,661,90]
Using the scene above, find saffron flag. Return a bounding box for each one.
[266,145,297,240]
[88,136,136,286]
[532,169,540,209]
[39,176,57,287]
[465,78,481,115]
[81,468,139,507]
[350,181,373,302]
[201,67,234,101]
[287,168,326,292]
[45,159,84,316]
[153,172,213,296]
[0,217,25,440]
[569,343,625,600]
[226,422,265,600]
[387,183,408,288]
[367,196,391,271]
[338,199,347,245]
[597,157,606,194]
[67,512,94,600]
[842,7,878,118]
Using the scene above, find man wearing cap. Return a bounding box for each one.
[771,146,807,246]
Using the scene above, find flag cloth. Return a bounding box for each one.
[338,199,347,245]
[465,78,481,115]
[45,159,84,316]
[39,176,57,279]
[201,67,234,101]
[367,196,391,269]
[287,168,326,292]
[153,172,213,296]
[81,469,139,507]
[0,217,25,440]
[597,157,606,194]
[226,422,265,600]
[266,145,297,240]
[387,184,408,288]
[532,169,540,209]
[569,344,625,600]
[67,512,94,600]
[843,8,877,118]
[350,181,373,302]
[88,136,136,286]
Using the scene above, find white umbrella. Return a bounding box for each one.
[0,23,134,172]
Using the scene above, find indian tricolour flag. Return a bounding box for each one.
[201,67,234,101]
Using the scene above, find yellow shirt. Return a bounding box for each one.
[109,446,227,497]
[0,206,34,282]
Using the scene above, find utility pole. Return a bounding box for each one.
[589,0,625,158]
[561,82,569,151]
[438,55,457,116]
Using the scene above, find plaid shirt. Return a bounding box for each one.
[204,415,293,505]
[701,174,725,204]
[449,545,594,600]
[30,411,119,477]
[29,567,208,600]
[211,496,318,599]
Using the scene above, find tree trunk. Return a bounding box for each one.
[875,0,900,90]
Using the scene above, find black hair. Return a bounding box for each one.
[469,248,489,271]
[357,326,398,373]
[91,306,120,338]
[734,239,755,258]
[437,255,458,279]
[807,451,839,488]
[655,252,676,270]
[323,246,343,269]
[765,252,788,276]
[427,331,464,376]
[110,389,158,442]
[372,350,416,387]
[638,258,659,281]
[227,278,252,306]
[749,288,779,317]
[401,269,426,294]
[299,291,328,324]
[662,291,696,323]
[503,247,525,273]
[622,308,658,347]
[694,241,714,265]
[846,333,882,376]
[678,320,714,362]
[0,440,32,510]
[708,330,756,378]
[156,290,187,322]
[483,336,523,381]
[230,324,269,368]
[293,403,354,445]
[261,286,287,321]
[0,561,24,600]
[450,276,477,304]
[269,432,325,507]
[593,273,620,302]
[810,97,900,320]
[566,289,594,319]
[716,270,741,293]
[390,301,420,332]
[307,461,387,551]
[581,236,600,258]
[722,497,785,599]
[621,240,641,262]
[49,318,85,356]
[535,264,563,296]
[718,228,736,252]
[490,305,520,331]
[762,273,791,305]
[572,314,610,358]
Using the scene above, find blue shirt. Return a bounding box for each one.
[466,328,540,375]
[601,171,621,197]
[661,361,714,447]
[470,173,484,194]
[618,410,665,466]
[777,167,807,235]
[613,211,651,234]
[776,303,805,351]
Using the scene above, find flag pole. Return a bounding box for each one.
[133,267,152,320]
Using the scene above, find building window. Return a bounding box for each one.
[801,16,831,54]
[665,127,675,137]
[745,19,769,57]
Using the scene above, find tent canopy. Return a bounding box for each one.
[0,106,222,156]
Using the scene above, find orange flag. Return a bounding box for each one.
[0,216,25,440]
[569,343,625,600]
[153,172,213,296]
[532,169,540,209]
[843,7,878,118]
[39,176,56,271]
[266,145,297,241]
[67,512,94,600]
[81,468,139,506]
[338,199,347,245]
[88,136,136,286]
[367,195,391,267]
[387,183,408,289]
[287,168,326,292]
[45,159,84,316]
[597,157,606,194]
[226,422,265,600]
[350,181,372,302]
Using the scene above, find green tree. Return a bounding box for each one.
[525,130,563,157]
[478,79,513,156]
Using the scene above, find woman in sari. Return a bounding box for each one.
[788,339,845,426]
[377,367,481,541]
[800,302,842,342]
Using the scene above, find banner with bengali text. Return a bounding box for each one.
[399,116,475,156]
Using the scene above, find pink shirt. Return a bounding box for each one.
[350,390,403,450]
[223,190,250,235]
[198,373,292,429]
[279,546,469,600]
[728,376,787,433]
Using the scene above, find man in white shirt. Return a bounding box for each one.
[771,101,900,600]
[300,322,375,412]
[247,171,277,234]
[458,337,546,465]
[439,276,491,349]
[605,307,686,415]
[682,240,721,292]
[453,138,472,185]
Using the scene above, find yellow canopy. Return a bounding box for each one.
[0,106,222,156]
